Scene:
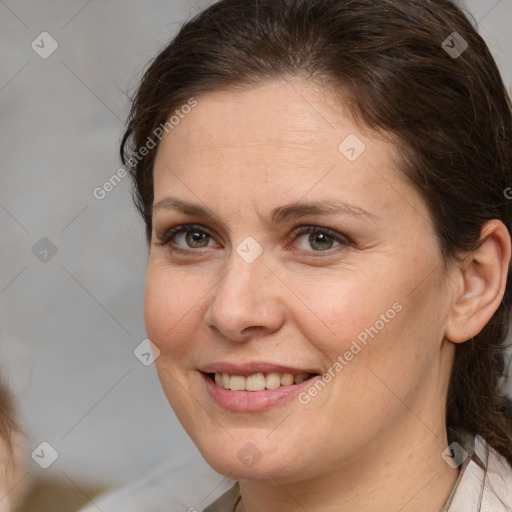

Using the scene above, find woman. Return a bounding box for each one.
[120,0,512,510]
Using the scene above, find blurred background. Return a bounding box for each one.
[0,0,511,510]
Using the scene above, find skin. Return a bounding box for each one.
[144,79,510,512]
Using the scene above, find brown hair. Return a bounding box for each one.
[0,378,18,460]
[120,0,512,466]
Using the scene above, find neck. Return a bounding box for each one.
[235,415,459,512]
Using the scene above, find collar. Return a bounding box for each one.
[444,430,512,511]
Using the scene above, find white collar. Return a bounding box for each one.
[448,433,512,511]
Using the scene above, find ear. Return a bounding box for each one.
[445,219,511,344]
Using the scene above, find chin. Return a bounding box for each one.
[200,447,291,480]
[191,431,310,482]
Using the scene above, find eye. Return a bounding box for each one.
[290,226,351,252]
[156,224,217,250]
[155,223,351,255]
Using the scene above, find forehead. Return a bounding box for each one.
[158,80,359,158]
[151,79,427,228]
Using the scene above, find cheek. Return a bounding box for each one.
[288,266,400,357]
[144,264,207,359]
[294,259,440,382]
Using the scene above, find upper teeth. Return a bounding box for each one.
[214,372,311,391]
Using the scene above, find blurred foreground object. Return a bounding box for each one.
[0,381,27,512]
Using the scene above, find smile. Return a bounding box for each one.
[210,372,314,391]
[200,369,321,412]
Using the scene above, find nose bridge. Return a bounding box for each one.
[216,248,270,312]
[204,247,284,340]
[212,255,251,302]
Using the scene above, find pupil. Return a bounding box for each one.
[310,233,332,250]
[187,231,208,247]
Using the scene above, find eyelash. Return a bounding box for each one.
[155,223,352,255]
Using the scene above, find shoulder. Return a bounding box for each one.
[448,433,512,511]
[201,482,240,512]
[77,451,234,512]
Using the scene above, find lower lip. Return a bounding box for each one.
[201,372,320,412]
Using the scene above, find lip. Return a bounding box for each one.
[200,371,321,412]
[200,361,319,376]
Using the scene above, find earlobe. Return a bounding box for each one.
[444,219,511,344]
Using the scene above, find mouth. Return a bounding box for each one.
[204,371,320,392]
[199,362,323,411]
[201,370,322,411]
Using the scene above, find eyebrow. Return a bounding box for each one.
[152,197,376,225]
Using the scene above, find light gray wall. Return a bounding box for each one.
[1,0,511,488]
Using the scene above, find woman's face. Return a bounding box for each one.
[145,80,456,482]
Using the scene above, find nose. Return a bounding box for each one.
[203,253,285,342]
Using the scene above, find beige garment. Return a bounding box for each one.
[439,430,475,512]
[202,481,240,512]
